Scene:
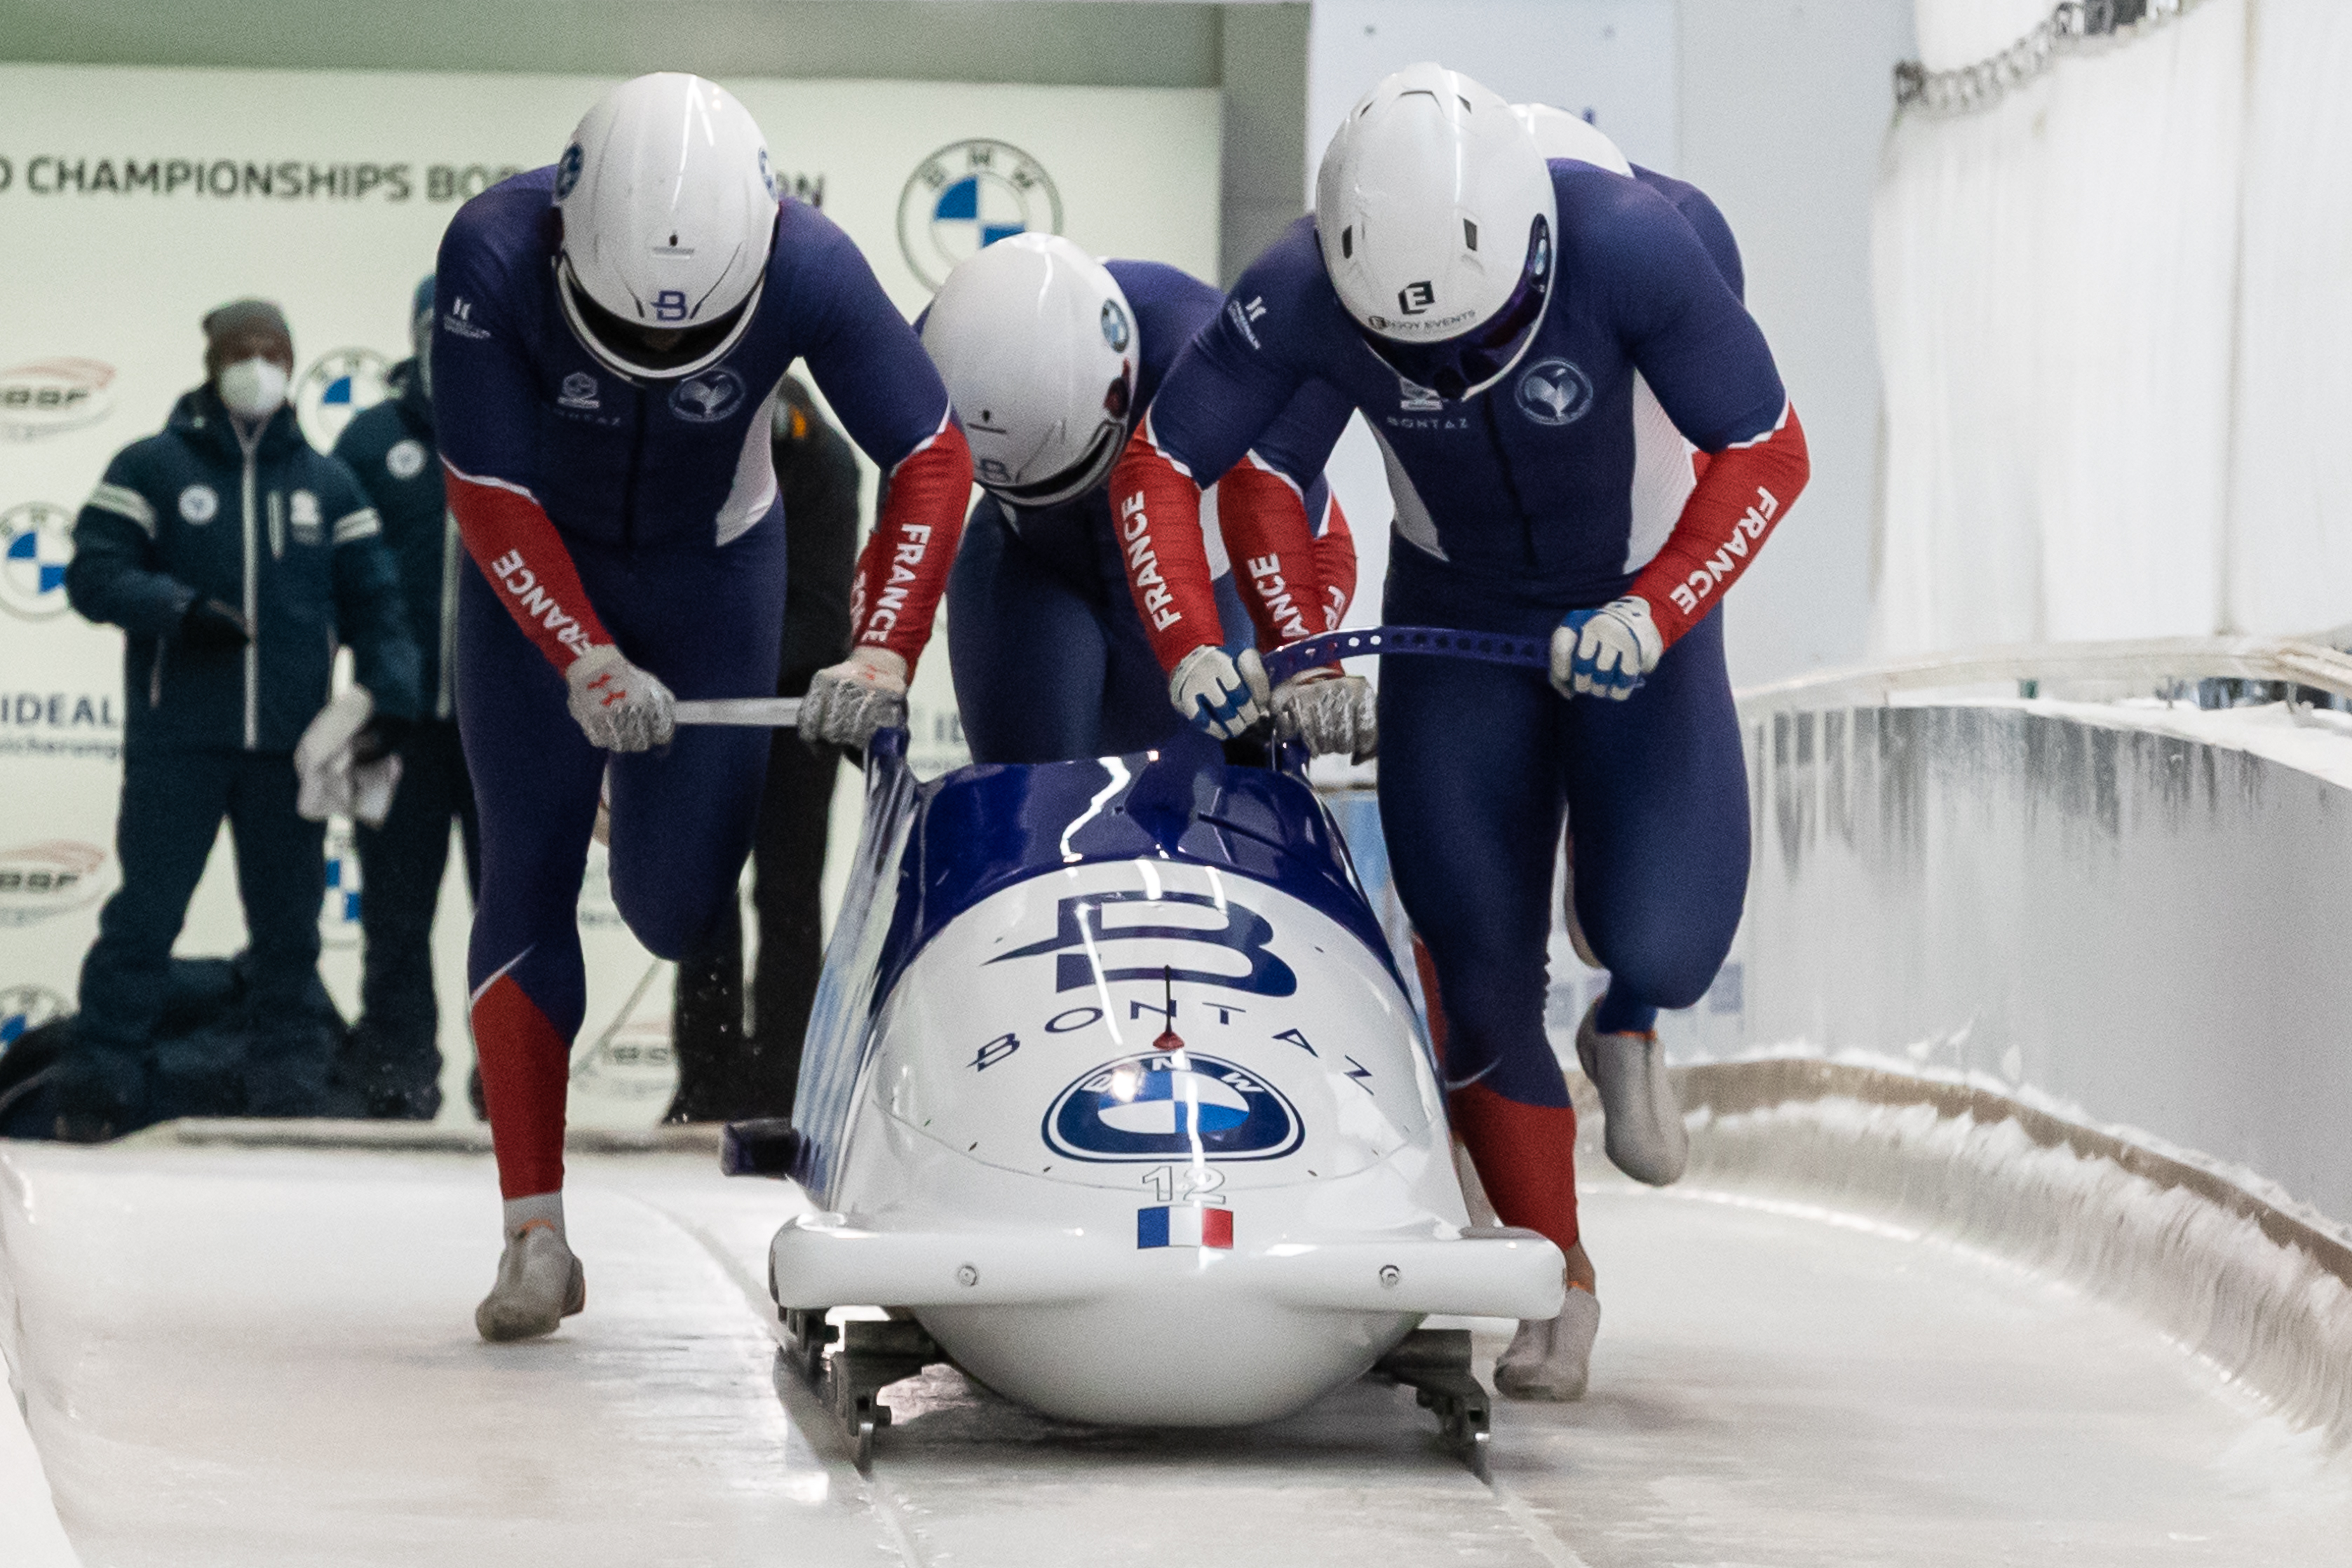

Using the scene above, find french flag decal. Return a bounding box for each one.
[1137,1204,1234,1250]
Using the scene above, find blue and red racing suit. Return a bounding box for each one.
[947,259,1357,765]
[1109,161,1808,1259]
[435,168,973,1201]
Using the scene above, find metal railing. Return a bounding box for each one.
[1736,634,2352,713]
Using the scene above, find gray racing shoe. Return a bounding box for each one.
[1575,999,1689,1186]
[475,1222,587,1342]
[1494,1287,1601,1401]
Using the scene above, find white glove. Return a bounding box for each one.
[1271,670,1378,759]
[1170,644,1271,740]
[294,687,403,826]
[565,644,676,752]
[1550,597,1663,702]
[800,647,908,748]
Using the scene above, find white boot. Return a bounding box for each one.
[1576,999,1689,1186]
[475,1221,586,1342]
[1494,1287,1600,1401]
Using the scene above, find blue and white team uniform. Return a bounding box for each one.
[1111,158,1809,1257]
[433,168,973,1203]
[946,259,1358,765]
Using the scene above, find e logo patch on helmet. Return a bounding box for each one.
[1045,1051,1302,1162]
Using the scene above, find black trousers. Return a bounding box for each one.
[666,723,839,1121]
[66,747,327,1126]
[350,720,479,1114]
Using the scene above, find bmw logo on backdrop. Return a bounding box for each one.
[296,348,392,451]
[898,139,1063,292]
[1044,1050,1303,1162]
[0,502,74,620]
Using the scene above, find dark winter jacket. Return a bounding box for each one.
[67,386,423,755]
[332,360,457,719]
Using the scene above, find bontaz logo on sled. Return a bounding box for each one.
[1045,1050,1302,1162]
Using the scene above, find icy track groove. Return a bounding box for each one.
[3,1140,2348,1567]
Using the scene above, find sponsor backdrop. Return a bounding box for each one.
[0,63,1220,1122]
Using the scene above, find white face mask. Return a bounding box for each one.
[217,357,289,421]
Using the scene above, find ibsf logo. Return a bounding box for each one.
[669,368,745,424]
[898,139,1062,292]
[296,348,392,451]
[0,502,74,621]
[0,985,69,1048]
[1046,1050,1302,1162]
[0,842,107,926]
[1515,357,1594,428]
[0,358,115,440]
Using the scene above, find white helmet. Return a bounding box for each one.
[554,73,780,381]
[921,234,1137,508]
[1316,64,1557,401]
[1511,103,1634,177]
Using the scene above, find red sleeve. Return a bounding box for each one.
[1111,413,1229,675]
[445,459,611,672]
[847,417,973,672]
[1311,493,1356,632]
[1627,403,1809,646]
[1212,454,1330,651]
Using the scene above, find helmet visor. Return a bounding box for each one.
[1360,215,1552,403]
[985,418,1126,510]
[557,257,759,381]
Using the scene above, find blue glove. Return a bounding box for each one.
[1550,597,1663,702]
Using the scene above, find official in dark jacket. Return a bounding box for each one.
[60,299,424,1137]
[332,276,478,1119]
[667,374,861,1121]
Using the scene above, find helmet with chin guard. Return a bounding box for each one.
[553,73,780,381]
[1316,64,1557,402]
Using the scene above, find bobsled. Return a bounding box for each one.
[730,630,1567,1462]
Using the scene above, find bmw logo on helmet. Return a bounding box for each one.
[1100,299,1130,352]
[1043,1050,1303,1163]
[555,143,584,199]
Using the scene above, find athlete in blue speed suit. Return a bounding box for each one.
[939,257,1358,764]
[1112,74,1809,1356]
[433,77,972,1339]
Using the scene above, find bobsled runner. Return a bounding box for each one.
[727,628,1566,1467]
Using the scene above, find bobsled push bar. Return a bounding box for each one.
[673,697,802,727]
[670,628,1544,731]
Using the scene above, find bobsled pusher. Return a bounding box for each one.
[722,628,1568,1466]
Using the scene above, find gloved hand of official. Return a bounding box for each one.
[351,713,413,766]
[565,644,676,752]
[1550,596,1663,702]
[800,647,908,749]
[1169,644,1271,740]
[179,595,252,650]
[1271,669,1378,760]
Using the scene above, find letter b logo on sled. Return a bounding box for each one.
[1046,1051,1302,1162]
[989,891,1297,996]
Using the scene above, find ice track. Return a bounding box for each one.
[4,1137,2349,1568]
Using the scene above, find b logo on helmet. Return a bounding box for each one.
[555,144,584,200]
[652,290,689,323]
[1397,281,1436,316]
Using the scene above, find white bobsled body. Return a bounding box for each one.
[777,738,1563,1427]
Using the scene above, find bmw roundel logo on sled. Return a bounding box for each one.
[898,139,1063,292]
[1046,1051,1304,1162]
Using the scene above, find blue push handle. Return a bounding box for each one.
[1260,624,1552,687]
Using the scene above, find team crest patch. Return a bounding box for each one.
[1044,1050,1302,1163]
[669,369,745,424]
[1515,358,1594,427]
[386,438,427,480]
[179,485,219,524]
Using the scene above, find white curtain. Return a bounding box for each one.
[1874,0,2352,654]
